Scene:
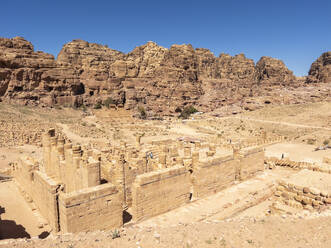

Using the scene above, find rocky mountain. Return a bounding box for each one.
[307,51,331,84]
[0,36,329,115]
[256,56,297,85]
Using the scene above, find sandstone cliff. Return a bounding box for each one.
[256,56,297,85]
[0,36,328,116]
[307,52,331,84]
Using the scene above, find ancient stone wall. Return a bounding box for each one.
[132,165,191,222]
[58,183,123,233]
[30,171,60,232]
[12,157,60,231]
[192,154,238,198]
[238,146,264,181]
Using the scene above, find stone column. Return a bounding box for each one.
[192,152,200,167]
[158,153,166,167]
[136,135,141,148]
[194,142,201,150]
[184,146,191,158]
[82,159,100,188]
[72,146,83,192]
[54,137,65,181]
[170,146,179,157]
[63,144,76,193]
[42,133,51,175]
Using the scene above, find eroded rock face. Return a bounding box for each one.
[2,36,326,116]
[307,52,331,83]
[256,56,296,85]
[126,41,167,78]
[0,37,85,106]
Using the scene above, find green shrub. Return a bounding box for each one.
[104,97,115,108]
[323,139,329,146]
[80,104,87,112]
[94,102,102,109]
[179,106,198,119]
[112,229,120,239]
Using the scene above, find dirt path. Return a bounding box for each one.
[232,116,331,131]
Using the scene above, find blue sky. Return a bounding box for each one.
[1,0,330,76]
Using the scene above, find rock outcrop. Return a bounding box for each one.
[0,37,84,106]
[1,36,326,116]
[255,56,296,85]
[307,52,331,84]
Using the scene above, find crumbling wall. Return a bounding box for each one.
[101,154,147,208]
[58,183,123,233]
[132,165,191,222]
[265,157,331,174]
[275,175,331,209]
[12,157,60,231]
[192,154,237,198]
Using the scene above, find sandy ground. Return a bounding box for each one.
[265,143,331,163]
[0,181,48,239]
[1,214,331,248]
[0,145,42,170]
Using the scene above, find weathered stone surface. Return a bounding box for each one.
[307,52,331,83]
[0,37,82,106]
[1,36,328,115]
[256,56,296,85]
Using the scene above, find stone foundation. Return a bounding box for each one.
[275,170,331,210]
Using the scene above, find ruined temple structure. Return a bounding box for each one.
[12,129,123,233]
[11,128,284,233]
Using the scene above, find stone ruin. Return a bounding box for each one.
[265,151,331,214]
[12,129,123,233]
[13,128,325,234]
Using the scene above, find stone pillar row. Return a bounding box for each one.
[42,129,101,193]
